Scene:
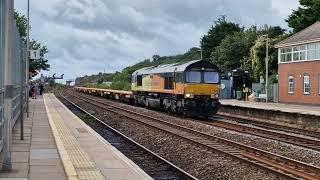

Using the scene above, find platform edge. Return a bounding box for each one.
[43,94,78,180]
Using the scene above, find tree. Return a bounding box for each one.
[152,55,161,62]
[200,16,242,59]
[14,10,28,39]
[258,25,286,38]
[286,0,320,32]
[249,36,279,82]
[14,10,50,77]
[211,30,256,74]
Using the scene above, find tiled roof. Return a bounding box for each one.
[276,21,320,47]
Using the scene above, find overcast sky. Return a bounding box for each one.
[15,0,299,81]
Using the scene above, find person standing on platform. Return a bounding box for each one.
[39,84,44,95]
[30,84,36,99]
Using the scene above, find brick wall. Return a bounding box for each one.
[278,61,320,105]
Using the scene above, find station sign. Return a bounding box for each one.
[29,49,41,60]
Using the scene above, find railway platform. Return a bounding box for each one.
[0,94,151,180]
[219,99,320,130]
[220,99,320,116]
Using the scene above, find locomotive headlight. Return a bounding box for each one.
[211,94,219,99]
[185,93,194,98]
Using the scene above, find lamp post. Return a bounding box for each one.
[26,0,30,117]
[198,49,203,60]
[265,34,269,103]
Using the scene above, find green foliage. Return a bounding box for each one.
[82,83,111,89]
[286,0,320,32]
[200,16,242,59]
[45,83,66,93]
[269,74,278,84]
[152,55,161,61]
[49,79,55,87]
[211,25,285,76]
[211,29,257,74]
[97,78,104,84]
[14,10,50,78]
[257,26,286,38]
[110,71,131,90]
[249,36,280,82]
[14,10,27,38]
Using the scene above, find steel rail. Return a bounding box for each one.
[201,118,320,151]
[78,88,320,151]
[218,112,320,139]
[59,92,198,180]
[67,90,320,180]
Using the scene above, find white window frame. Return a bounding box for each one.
[279,42,320,63]
[303,75,310,95]
[318,74,320,95]
[288,76,294,94]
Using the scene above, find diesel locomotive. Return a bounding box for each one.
[131,60,221,117]
[76,60,221,117]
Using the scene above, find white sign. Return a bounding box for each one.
[30,49,41,60]
[260,76,265,84]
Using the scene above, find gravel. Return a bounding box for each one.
[60,91,280,180]
[72,90,320,168]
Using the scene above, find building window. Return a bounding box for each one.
[317,43,320,59]
[280,48,292,62]
[303,75,310,95]
[279,42,320,63]
[288,76,294,94]
[307,43,317,60]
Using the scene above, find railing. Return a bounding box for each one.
[0,0,27,164]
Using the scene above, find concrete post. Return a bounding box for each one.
[2,0,13,171]
[20,43,24,140]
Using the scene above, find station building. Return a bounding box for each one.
[276,22,320,105]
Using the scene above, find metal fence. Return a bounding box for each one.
[0,0,27,168]
[252,83,278,102]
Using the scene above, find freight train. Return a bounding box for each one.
[76,60,221,117]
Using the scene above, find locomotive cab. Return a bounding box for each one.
[182,61,221,116]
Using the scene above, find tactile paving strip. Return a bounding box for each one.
[44,95,105,180]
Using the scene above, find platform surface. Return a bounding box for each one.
[0,96,67,180]
[220,99,320,116]
[43,94,152,180]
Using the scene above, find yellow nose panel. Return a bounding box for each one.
[185,84,220,95]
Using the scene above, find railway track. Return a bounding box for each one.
[58,92,198,180]
[201,118,320,151]
[73,88,320,152]
[66,90,320,180]
[217,112,320,140]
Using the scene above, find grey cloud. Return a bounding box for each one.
[15,0,299,80]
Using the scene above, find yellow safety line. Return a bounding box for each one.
[44,94,78,180]
[44,94,104,180]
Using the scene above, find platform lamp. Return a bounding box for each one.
[26,0,30,118]
[198,49,203,60]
